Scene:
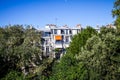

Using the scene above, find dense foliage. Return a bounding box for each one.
[50,27,120,80]
[112,0,120,29]
[76,28,120,80]
[50,27,97,80]
[0,0,120,79]
[0,25,53,80]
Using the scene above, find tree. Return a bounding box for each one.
[16,27,42,75]
[77,27,120,80]
[68,26,97,55]
[0,25,24,78]
[0,25,56,80]
[0,25,44,79]
[50,27,120,80]
[112,0,120,29]
[50,27,97,80]
[1,70,27,80]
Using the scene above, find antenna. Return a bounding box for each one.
[55,18,57,26]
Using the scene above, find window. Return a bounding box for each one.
[46,47,49,53]
[77,29,80,34]
[44,32,50,37]
[55,40,62,44]
[61,30,65,34]
[51,29,53,34]
[54,29,57,34]
[65,36,69,43]
[62,35,64,40]
[69,30,72,34]
[45,40,48,45]
[70,35,73,40]
[66,29,68,34]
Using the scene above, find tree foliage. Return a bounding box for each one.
[50,27,97,80]
[77,27,120,80]
[0,25,52,79]
[68,26,97,55]
[50,27,120,80]
[112,0,120,29]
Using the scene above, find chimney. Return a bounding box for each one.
[76,24,81,28]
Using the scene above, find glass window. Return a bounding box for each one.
[44,32,50,37]
[65,36,69,43]
[54,29,57,34]
[45,40,48,45]
[69,30,72,34]
[62,35,64,40]
[70,35,73,40]
[55,40,62,44]
[77,29,80,33]
[66,29,68,34]
[51,29,53,34]
[46,47,49,53]
[61,30,65,34]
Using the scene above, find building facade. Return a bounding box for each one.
[41,24,82,57]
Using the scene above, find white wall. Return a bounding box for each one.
[57,29,61,35]
[72,29,77,35]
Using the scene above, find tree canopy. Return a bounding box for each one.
[50,26,120,80]
[50,27,97,80]
[112,0,120,29]
[0,25,53,80]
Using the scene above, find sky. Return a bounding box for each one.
[0,0,115,28]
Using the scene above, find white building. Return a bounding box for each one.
[41,24,82,57]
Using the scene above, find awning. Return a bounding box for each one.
[55,35,62,40]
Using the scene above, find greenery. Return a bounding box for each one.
[112,0,120,29]
[76,28,120,80]
[0,0,120,80]
[50,27,97,80]
[0,25,53,80]
[50,27,120,80]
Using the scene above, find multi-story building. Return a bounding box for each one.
[41,24,82,57]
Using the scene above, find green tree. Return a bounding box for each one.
[1,70,27,80]
[112,0,120,29]
[77,27,120,80]
[16,27,42,75]
[0,25,44,79]
[0,25,56,80]
[0,25,24,78]
[50,27,97,80]
[68,26,97,55]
